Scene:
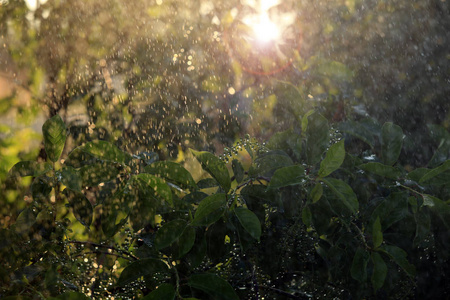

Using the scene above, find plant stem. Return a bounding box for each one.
[68,240,139,260]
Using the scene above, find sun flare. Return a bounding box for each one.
[251,13,280,43]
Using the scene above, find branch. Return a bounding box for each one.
[259,285,311,299]
[68,240,139,261]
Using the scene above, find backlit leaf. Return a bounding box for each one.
[381,122,403,166]
[234,207,261,241]
[371,252,387,292]
[350,247,369,282]
[188,274,239,300]
[42,114,66,162]
[117,258,169,287]
[267,165,305,189]
[192,193,227,226]
[63,188,93,227]
[191,150,231,193]
[318,139,345,178]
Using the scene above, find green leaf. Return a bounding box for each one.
[310,182,323,203]
[234,207,261,241]
[48,292,91,300]
[42,114,66,162]
[142,283,175,300]
[267,165,305,190]
[13,208,36,235]
[302,205,312,227]
[370,192,408,231]
[191,150,231,193]
[154,219,187,250]
[372,216,383,248]
[82,140,132,165]
[318,140,345,177]
[304,112,330,165]
[197,178,219,189]
[381,122,403,166]
[371,252,387,292]
[188,273,239,300]
[144,161,197,190]
[350,247,369,282]
[133,174,173,207]
[231,159,244,183]
[191,193,227,226]
[380,245,416,277]
[321,178,358,214]
[63,188,93,227]
[427,124,450,167]
[117,258,169,287]
[316,60,354,81]
[419,160,450,183]
[183,191,209,204]
[425,196,450,230]
[101,189,130,237]
[31,176,53,202]
[8,161,53,178]
[359,162,403,180]
[128,174,173,231]
[266,129,302,160]
[249,151,293,177]
[78,162,120,187]
[338,120,374,148]
[174,226,196,258]
[58,167,82,191]
[414,208,431,247]
[64,147,97,168]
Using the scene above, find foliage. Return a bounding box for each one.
[1,112,449,299]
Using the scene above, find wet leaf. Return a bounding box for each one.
[234,207,261,241]
[145,161,197,190]
[142,283,175,300]
[380,245,416,277]
[117,258,169,287]
[338,120,374,148]
[372,216,383,248]
[321,178,358,214]
[419,160,450,183]
[82,140,132,165]
[42,114,66,162]
[58,167,82,191]
[381,122,403,166]
[371,252,387,292]
[267,165,305,189]
[63,188,93,227]
[154,219,187,250]
[310,182,323,203]
[192,193,227,227]
[304,112,330,165]
[191,150,231,193]
[414,207,431,247]
[188,273,239,300]
[48,292,91,300]
[350,247,369,282]
[8,161,53,178]
[31,176,53,202]
[78,162,120,186]
[359,162,403,180]
[231,159,244,183]
[318,139,345,177]
[249,151,293,177]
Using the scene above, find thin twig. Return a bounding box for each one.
[68,240,139,260]
[259,285,309,299]
[74,251,135,261]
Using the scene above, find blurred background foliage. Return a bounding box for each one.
[0,0,449,224]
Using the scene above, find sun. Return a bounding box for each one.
[251,13,280,44]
